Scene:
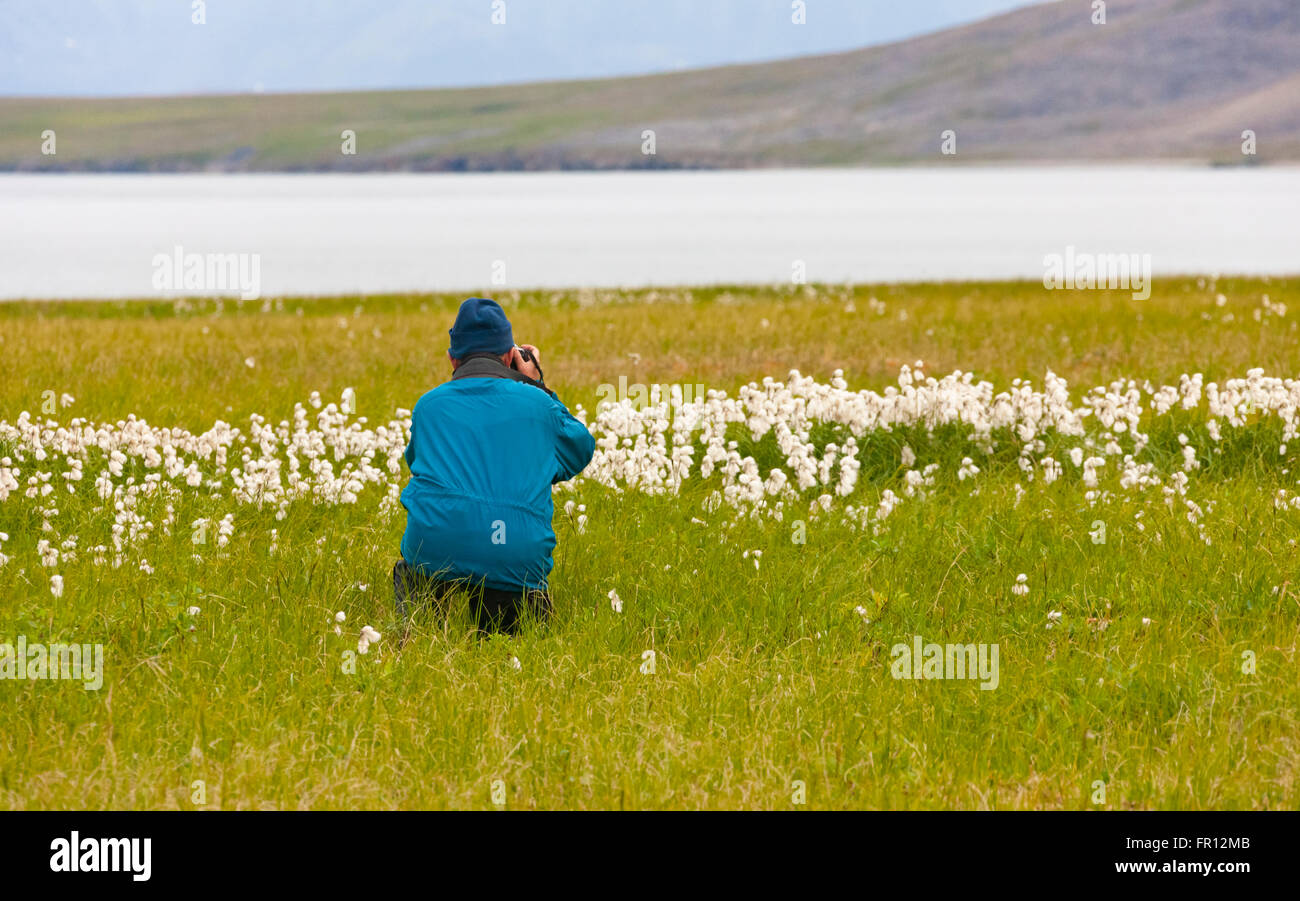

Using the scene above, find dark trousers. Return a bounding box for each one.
[392,560,552,635]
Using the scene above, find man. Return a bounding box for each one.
[395,297,595,634]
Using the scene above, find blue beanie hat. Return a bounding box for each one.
[448,297,514,359]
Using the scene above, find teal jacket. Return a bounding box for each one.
[399,356,595,591]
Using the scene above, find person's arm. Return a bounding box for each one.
[404,402,420,468]
[511,343,592,479]
[552,399,595,483]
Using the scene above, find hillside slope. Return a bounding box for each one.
[1,0,1296,171]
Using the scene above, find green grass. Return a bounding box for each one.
[1,277,1298,809]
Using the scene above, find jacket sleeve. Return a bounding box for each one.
[404,407,418,468]
[552,399,595,483]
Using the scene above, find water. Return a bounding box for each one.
[1,167,1295,299]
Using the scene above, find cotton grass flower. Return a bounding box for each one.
[608,589,623,613]
[50,574,64,598]
[1012,574,1029,596]
[357,625,382,654]
[1,368,1298,598]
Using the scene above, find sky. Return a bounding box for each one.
[0,0,1052,97]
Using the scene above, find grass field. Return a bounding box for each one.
[1,277,1298,810]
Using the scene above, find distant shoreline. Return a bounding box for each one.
[3,276,1296,310]
[0,159,1289,176]
[0,159,1282,175]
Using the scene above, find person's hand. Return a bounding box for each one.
[511,344,542,381]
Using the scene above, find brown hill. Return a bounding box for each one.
[1,0,1296,171]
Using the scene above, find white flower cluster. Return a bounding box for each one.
[571,365,1300,534]
[1,367,1296,593]
[0,393,411,567]
[357,624,382,655]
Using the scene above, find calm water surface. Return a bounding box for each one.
[0,168,1295,299]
